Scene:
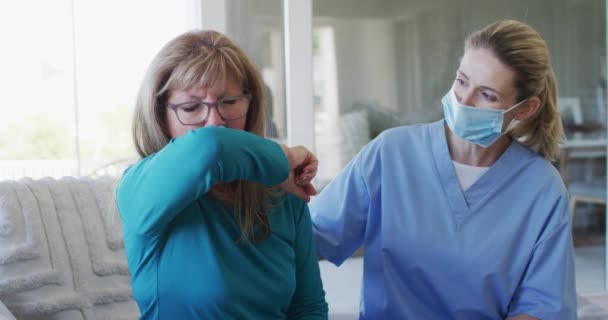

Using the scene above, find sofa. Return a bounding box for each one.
[0,176,140,319]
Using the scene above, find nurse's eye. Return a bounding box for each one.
[481,91,498,103]
[455,78,468,87]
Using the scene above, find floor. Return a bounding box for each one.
[319,244,608,319]
[318,257,361,319]
[576,245,605,293]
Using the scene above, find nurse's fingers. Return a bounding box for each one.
[280,172,312,202]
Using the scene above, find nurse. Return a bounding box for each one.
[310,20,576,319]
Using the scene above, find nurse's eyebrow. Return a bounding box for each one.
[457,70,469,80]
[457,70,504,97]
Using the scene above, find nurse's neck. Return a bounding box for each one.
[445,125,512,167]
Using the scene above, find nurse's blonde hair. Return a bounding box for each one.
[132,29,275,241]
[466,20,564,161]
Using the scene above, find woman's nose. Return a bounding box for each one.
[204,105,226,127]
[459,90,476,107]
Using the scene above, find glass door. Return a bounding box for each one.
[201,0,314,149]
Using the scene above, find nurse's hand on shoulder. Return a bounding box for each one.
[280,144,318,202]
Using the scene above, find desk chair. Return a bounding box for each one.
[559,143,607,224]
[568,179,606,223]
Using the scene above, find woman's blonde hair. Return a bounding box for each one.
[466,20,564,161]
[132,30,275,241]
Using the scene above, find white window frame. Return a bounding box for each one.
[605,0,608,291]
[201,0,315,151]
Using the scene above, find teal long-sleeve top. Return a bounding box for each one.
[115,126,328,320]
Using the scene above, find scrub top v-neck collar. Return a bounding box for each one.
[430,120,520,222]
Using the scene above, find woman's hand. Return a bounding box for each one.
[279,144,318,202]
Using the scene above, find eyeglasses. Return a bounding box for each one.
[167,94,252,125]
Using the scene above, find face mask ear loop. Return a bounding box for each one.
[503,98,528,114]
[503,99,528,134]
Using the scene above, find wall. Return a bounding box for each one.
[312,0,605,125]
[391,0,606,124]
[318,18,399,114]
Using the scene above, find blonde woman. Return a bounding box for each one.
[311,20,576,319]
[116,30,327,319]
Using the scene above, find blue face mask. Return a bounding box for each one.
[441,88,526,148]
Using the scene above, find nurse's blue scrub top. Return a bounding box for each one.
[310,120,576,319]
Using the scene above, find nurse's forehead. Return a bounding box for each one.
[459,48,516,92]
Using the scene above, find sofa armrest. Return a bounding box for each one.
[0,300,16,320]
[0,176,139,320]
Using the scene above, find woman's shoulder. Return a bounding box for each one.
[375,120,442,144]
[266,193,311,233]
[513,141,562,175]
[268,192,307,215]
[509,141,568,195]
[355,121,440,161]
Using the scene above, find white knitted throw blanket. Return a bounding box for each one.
[0,176,139,320]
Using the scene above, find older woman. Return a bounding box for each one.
[116,30,328,320]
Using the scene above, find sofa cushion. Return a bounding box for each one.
[0,176,139,319]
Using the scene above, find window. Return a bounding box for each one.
[225,0,287,141]
[0,0,199,179]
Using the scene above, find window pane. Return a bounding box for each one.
[225,0,286,141]
[74,0,198,176]
[0,1,77,178]
[0,0,198,179]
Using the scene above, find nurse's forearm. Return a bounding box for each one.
[506,314,539,320]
